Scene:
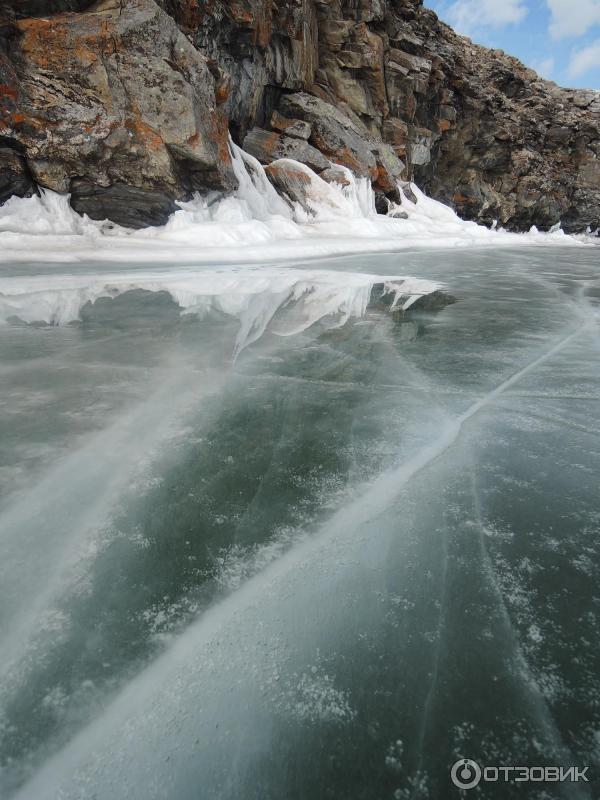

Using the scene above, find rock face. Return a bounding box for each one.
[243,127,330,173]
[0,0,234,226]
[1,0,598,231]
[278,93,379,178]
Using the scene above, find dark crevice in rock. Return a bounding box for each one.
[0,147,36,205]
[0,1,95,19]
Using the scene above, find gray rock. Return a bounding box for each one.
[187,0,319,136]
[278,93,378,178]
[411,143,431,166]
[1,0,235,227]
[70,182,177,228]
[320,166,351,187]
[387,49,432,74]
[389,209,409,219]
[371,143,406,199]
[399,183,418,204]
[270,112,312,141]
[374,191,390,215]
[242,128,330,173]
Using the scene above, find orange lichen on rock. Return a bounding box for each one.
[1,0,235,226]
[453,193,476,205]
[0,83,18,100]
[125,117,164,152]
[265,161,312,185]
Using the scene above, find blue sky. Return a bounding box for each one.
[424,0,600,89]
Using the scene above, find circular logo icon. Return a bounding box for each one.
[451,759,482,791]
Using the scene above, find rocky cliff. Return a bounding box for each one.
[1,0,598,232]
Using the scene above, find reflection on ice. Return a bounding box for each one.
[0,268,442,355]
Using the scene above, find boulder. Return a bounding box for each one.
[264,158,347,217]
[264,160,313,209]
[319,165,352,187]
[242,128,329,173]
[374,191,390,215]
[371,143,406,200]
[0,0,235,227]
[270,112,311,140]
[278,93,378,178]
[70,182,178,228]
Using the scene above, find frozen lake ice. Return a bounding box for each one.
[0,245,599,799]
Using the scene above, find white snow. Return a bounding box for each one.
[0,142,594,266]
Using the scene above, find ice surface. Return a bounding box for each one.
[0,142,594,265]
[2,245,600,800]
[11,314,597,800]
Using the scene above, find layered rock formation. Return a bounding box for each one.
[0,0,234,226]
[1,0,598,231]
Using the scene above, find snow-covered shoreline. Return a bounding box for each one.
[0,145,595,267]
[0,144,595,347]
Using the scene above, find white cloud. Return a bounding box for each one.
[532,56,555,78]
[446,0,528,35]
[568,38,600,77]
[547,0,600,40]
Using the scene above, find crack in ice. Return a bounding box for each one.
[11,318,596,800]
